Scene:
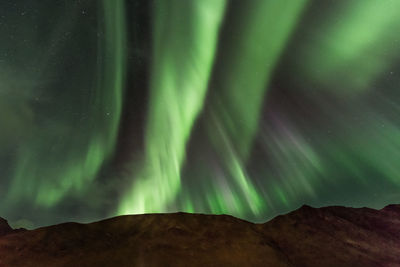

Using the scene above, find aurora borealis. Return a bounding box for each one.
[1,0,400,228]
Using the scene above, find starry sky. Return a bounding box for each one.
[1,0,400,229]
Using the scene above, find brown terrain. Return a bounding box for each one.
[0,205,400,266]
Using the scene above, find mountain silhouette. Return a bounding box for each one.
[1,205,399,266]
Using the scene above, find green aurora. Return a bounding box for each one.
[1,0,400,228]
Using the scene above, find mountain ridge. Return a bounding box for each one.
[1,204,399,266]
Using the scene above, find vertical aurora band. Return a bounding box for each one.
[193,0,309,216]
[3,0,127,208]
[118,0,227,214]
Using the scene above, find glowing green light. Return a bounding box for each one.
[118,0,227,214]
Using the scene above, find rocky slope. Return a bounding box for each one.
[0,218,12,237]
[0,205,399,266]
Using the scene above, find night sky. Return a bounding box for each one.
[1,0,400,229]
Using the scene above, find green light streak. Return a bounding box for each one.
[202,0,308,215]
[118,0,227,214]
[3,0,127,208]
